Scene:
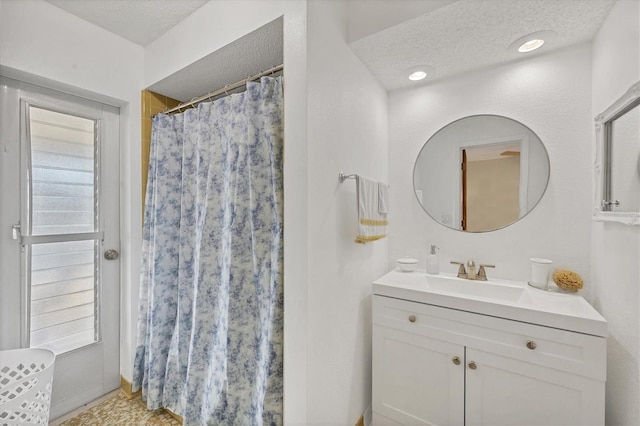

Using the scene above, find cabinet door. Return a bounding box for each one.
[465,348,605,426]
[373,324,465,425]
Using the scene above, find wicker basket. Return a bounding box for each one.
[0,348,56,425]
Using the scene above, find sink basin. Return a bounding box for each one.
[373,270,608,337]
[425,275,525,303]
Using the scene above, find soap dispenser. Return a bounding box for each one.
[426,245,439,274]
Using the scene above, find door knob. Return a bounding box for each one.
[452,356,461,365]
[408,315,416,323]
[468,361,477,370]
[526,340,537,350]
[104,249,119,260]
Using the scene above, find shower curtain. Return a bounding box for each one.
[133,77,284,425]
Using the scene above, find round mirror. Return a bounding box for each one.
[413,115,550,232]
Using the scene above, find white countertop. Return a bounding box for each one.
[373,269,608,337]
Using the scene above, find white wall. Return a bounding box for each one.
[144,0,290,88]
[0,0,142,102]
[591,1,640,424]
[0,0,144,387]
[389,44,593,294]
[144,3,388,424]
[144,3,389,425]
[306,1,388,424]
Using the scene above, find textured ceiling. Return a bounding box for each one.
[147,17,283,102]
[346,0,458,43]
[42,0,616,96]
[349,0,616,90]
[45,0,208,46]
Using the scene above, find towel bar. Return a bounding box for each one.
[339,172,358,183]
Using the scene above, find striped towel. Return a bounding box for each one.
[355,176,388,244]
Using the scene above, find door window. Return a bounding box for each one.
[24,106,101,354]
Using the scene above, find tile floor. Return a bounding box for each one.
[50,391,180,425]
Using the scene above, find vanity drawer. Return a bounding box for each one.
[373,295,607,381]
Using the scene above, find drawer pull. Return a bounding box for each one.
[452,356,461,365]
[526,340,537,350]
[408,315,416,323]
[468,361,477,370]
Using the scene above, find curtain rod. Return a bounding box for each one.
[161,64,284,115]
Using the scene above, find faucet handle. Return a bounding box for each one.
[450,261,467,278]
[466,260,477,279]
[477,264,495,281]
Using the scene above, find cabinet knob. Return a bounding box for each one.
[452,356,461,365]
[408,315,416,323]
[468,361,477,370]
[526,340,537,350]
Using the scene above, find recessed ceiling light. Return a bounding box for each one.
[508,30,557,54]
[409,71,427,81]
[406,65,435,82]
[518,39,545,53]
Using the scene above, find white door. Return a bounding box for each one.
[464,348,605,426]
[0,77,120,419]
[372,324,465,425]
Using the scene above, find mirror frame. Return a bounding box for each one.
[593,80,640,225]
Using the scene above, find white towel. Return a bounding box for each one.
[378,182,389,214]
[355,177,388,244]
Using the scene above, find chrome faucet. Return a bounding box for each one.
[450,260,495,281]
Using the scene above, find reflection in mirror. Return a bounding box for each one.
[594,81,640,225]
[413,115,550,232]
[608,100,640,211]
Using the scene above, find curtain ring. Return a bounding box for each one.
[224,85,230,96]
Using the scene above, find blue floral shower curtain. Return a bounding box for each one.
[133,77,284,425]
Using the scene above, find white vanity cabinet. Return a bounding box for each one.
[372,295,607,426]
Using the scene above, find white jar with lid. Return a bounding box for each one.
[396,257,418,272]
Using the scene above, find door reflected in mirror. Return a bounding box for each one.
[463,143,521,231]
[413,115,550,232]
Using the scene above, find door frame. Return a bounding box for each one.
[0,76,122,418]
[452,134,530,231]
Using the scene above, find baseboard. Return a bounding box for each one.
[164,407,184,424]
[364,404,373,426]
[49,383,106,421]
[119,375,141,400]
[356,404,373,426]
